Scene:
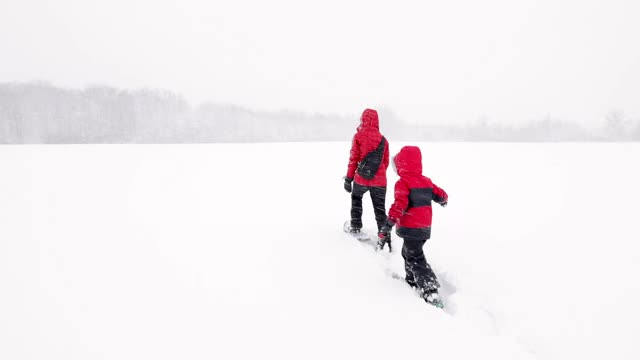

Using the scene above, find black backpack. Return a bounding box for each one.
[357,137,387,180]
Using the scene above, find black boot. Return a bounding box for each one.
[404,270,417,289]
[376,232,391,251]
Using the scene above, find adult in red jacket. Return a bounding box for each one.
[343,109,390,232]
[378,146,448,306]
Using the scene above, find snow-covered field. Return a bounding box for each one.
[1,143,639,359]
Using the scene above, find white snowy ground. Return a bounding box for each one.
[1,143,639,359]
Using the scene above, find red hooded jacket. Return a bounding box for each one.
[388,146,448,233]
[346,109,390,187]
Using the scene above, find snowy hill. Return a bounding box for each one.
[1,143,638,359]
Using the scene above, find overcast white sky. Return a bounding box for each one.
[1,0,639,125]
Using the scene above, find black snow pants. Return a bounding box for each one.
[350,183,387,232]
[400,233,439,293]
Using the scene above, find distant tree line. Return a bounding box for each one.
[1,82,639,143]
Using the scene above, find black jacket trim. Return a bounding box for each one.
[396,226,431,240]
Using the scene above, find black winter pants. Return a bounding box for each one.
[401,234,439,293]
[350,183,387,231]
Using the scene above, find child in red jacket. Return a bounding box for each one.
[343,109,390,233]
[378,146,448,307]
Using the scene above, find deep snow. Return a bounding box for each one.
[1,143,638,359]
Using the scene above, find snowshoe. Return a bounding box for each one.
[422,290,444,309]
[343,221,373,242]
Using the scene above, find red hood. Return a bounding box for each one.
[393,146,422,176]
[358,108,379,131]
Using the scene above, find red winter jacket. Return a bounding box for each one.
[346,109,390,187]
[388,146,447,236]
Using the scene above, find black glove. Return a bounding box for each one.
[440,200,448,207]
[379,218,395,234]
[344,177,353,193]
